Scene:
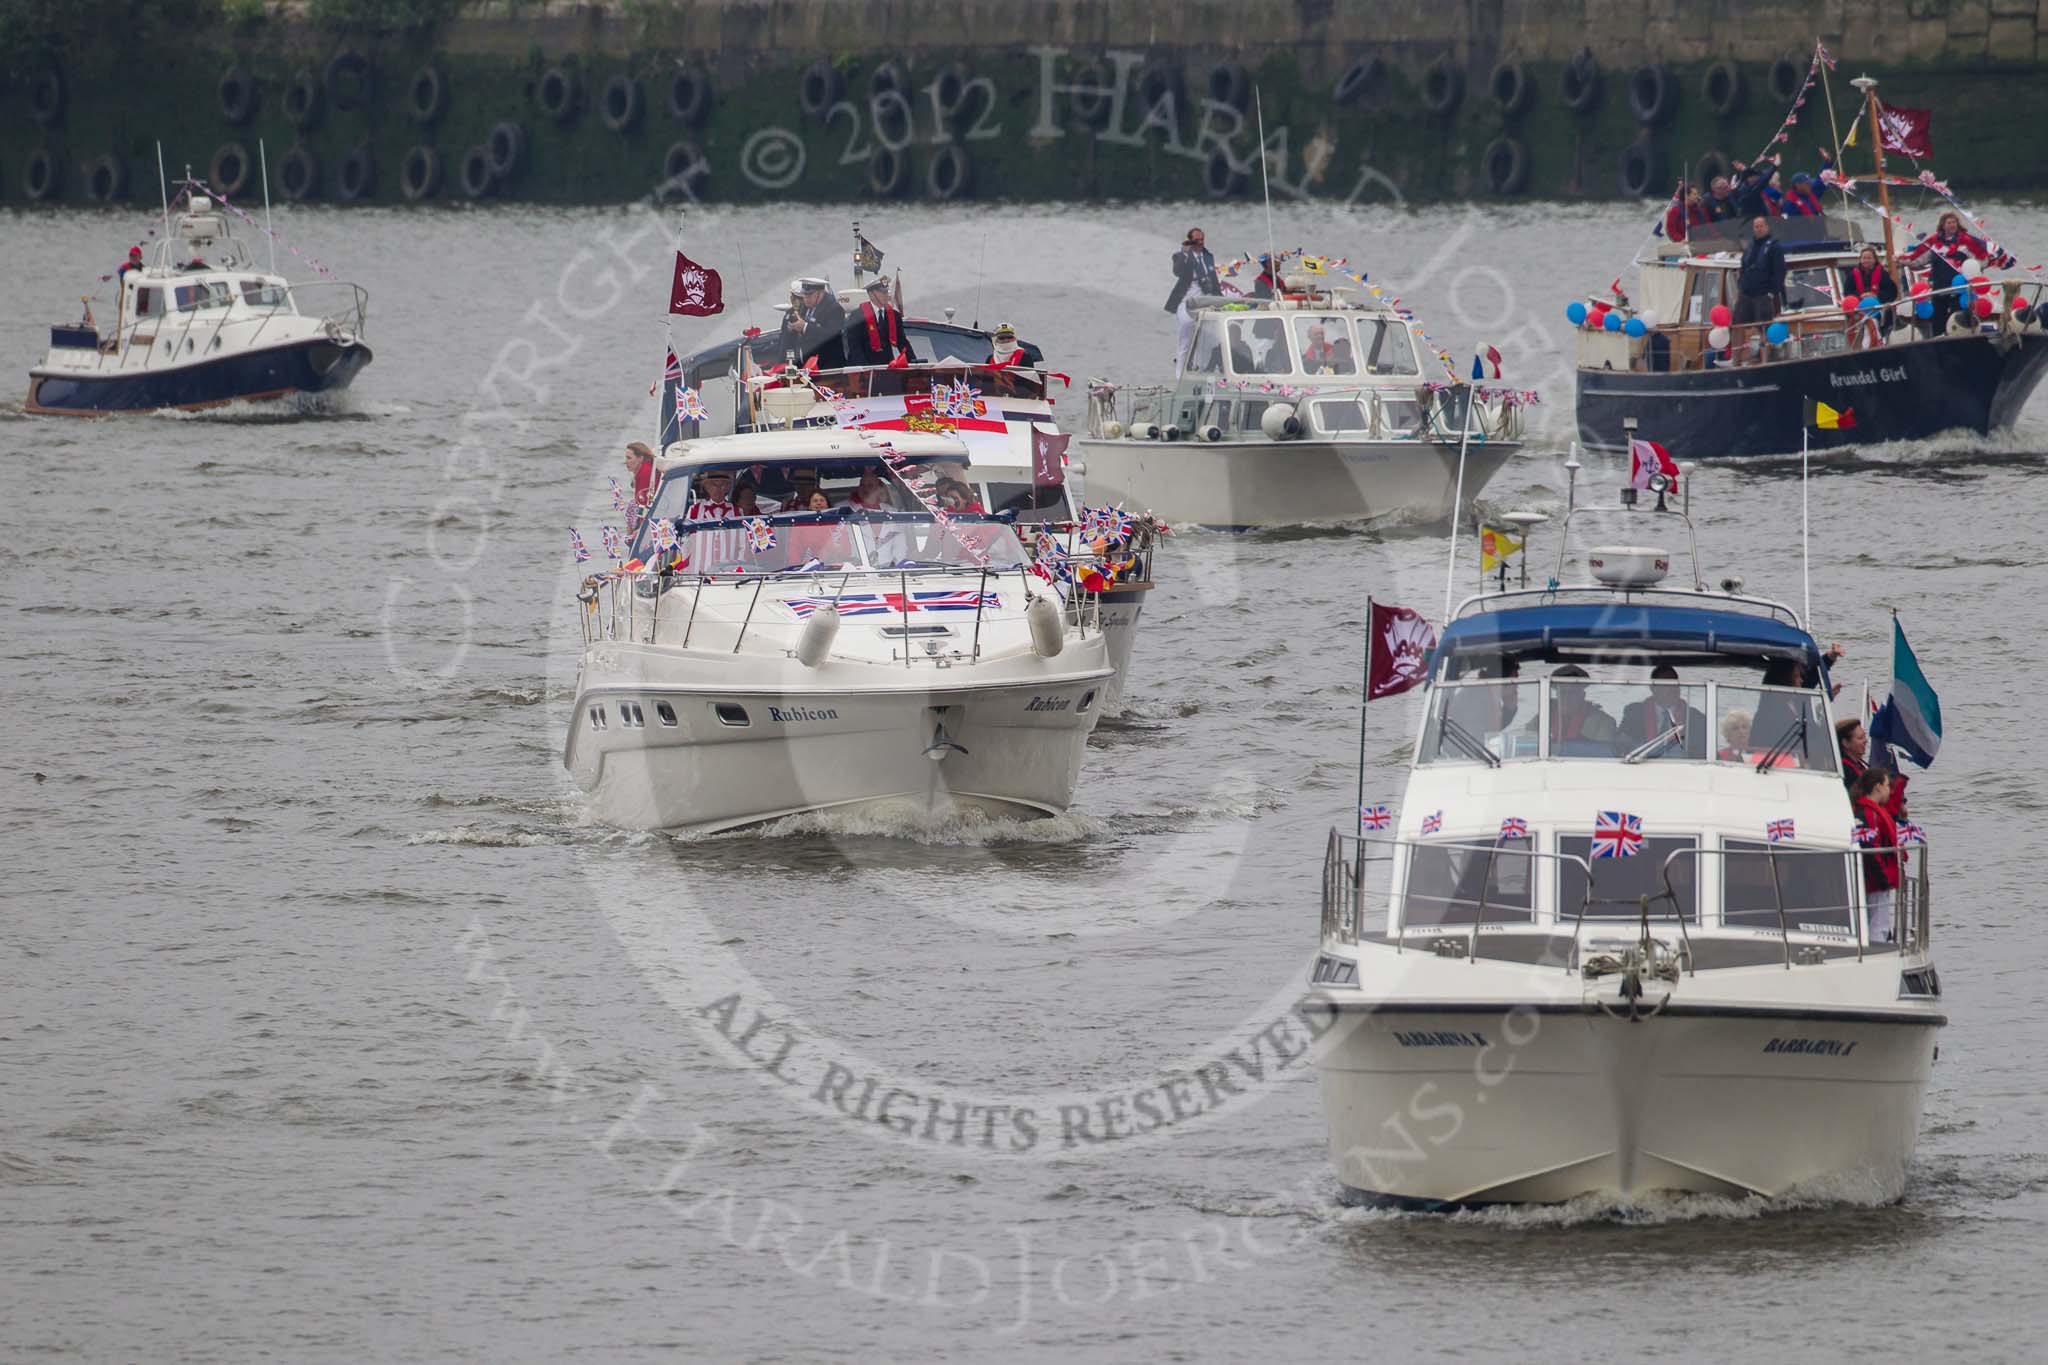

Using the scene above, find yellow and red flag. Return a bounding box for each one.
[1803,398,1857,429]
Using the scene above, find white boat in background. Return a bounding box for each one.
[27,176,370,415]
[1309,475,1942,1207]
[565,431,1113,832]
[1077,270,1526,529]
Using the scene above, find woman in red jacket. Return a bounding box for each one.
[1851,767,1901,943]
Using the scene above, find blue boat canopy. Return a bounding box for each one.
[1436,602,1822,670]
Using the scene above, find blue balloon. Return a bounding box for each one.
[1953,273,1968,289]
[1624,317,1647,338]
[1916,299,1934,318]
[1859,293,1881,312]
[1602,310,1623,331]
[1566,301,1588,325]
[1766,321,1791,344]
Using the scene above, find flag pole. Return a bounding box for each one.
[1801,424,1812,624]
[1442,381,1475,622]
[1356,596,1372,835]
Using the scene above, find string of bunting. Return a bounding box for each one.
[1421,380,1542,407]
[799,376,992,569]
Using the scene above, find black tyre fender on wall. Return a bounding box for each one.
[218,66,259,125]
[867,144,908,197]
[663,139,709,197]
[932,62,974,127]
[24,146,59,200]
[1560,51,1601,112]
[1768,55,1804,103]
[399,145,441,201]
[798,59,841,119]
[1205,61,1250,112]
[1694,151,1729,190]
[283,69,323,131]
[209,141,252,198]
[1629,64,1677,125]
[459,145,495,198]
[1069,59,1114,125]
[1481,137,1528,195]
[84,153,126,202]
[1702,60,1744,117]
[323,51,374,112]
[1489,61,1532,117]
[1618,139,1663,198]
[1421,59,1464,116]
[278,145,320,202]
[1137,62,1182,116]
[29,68,64,127]
[1333,56,1385,105]
[669,66,711,124]
[337,145,375,202]
[926,143,971,200]
[868,60,904,102]
[1202,147,1246,199]
[486,121,525,179]
[407,65,448,125]
[601,74,643,133]
[538,66,578,124]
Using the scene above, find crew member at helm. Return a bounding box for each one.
[984,321,1043,368]
[842,277,915,367]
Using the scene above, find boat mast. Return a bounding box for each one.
[1815,47,1851,220]
[154,142,172,262]
[1851,75,1896,271]
[260,139,277,274]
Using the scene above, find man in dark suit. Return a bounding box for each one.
[779,276,846,368]
[1616,664,1709,759]
[841,277,915,367]
[1165,228,1220,374]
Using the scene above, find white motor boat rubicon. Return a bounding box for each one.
[27,177,370,414]
[1077,269,1525,529]
[565,429,1114,832]
[1309,479,1942,1208]
[670,347,1164,716]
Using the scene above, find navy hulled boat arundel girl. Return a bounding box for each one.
[27,174,370,415]
[1573,45,2048,456]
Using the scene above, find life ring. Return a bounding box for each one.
[1481,136,1529,195]
[283,69,323,130]
[1618,139,1663,198]
[336,145,376,202]
[1702,60,1744,117]
[278,145,320,202]
[407,65,448,125]
[1202,147,1247,199]
[798,59,841,119]
[1560,50,1601,112]
[669,66,711,124]
[926,143,971,200]
[1421,59,1465,116]
[601,74,643,132]
[1206,61,1250,112]
[217,66,259,125]
[1489,61,1532,117]
[1629,64,1676,124]
[538,66,578,124]
[486,121,525,179]
[662,139,708,198]
[29,68,63,127]
[1768,56,1804,103]
[932,61,974,127]
[400,145,441,201]
[323,51,375,112]
[84,153,126,203]
[208,141,252,198]
[459,144,495,198]
[1137,62,1182,117]
[1069,59,1114,125]
[868,59,904,102]
[1694,150,1729,189]
[23,146,58,200]
[867,144,908,197]
[1333,57,1385,105]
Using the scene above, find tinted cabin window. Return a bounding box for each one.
[1403,837,1535,926]
[1723,840,1854,934]
[1558,835,1698,922]
[135,287,158,318]
[1358,320,1419,376]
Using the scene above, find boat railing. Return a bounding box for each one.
[284,281,370,339]
[1321,831,1594,966]
[1642,839,1928,968]
[1088,378,1522,444]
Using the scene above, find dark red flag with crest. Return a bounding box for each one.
[1367,601,1438,700]
[1877,104,1934,160]
[668,252,724,316]
[1031,428,1070,487]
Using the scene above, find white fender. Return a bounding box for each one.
[796,606,840,667]
[1026,596,1064,657]
[1260,403,1301,439]
[1160,423,1183,441]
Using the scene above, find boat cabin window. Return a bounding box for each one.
[239,278,286,308]
[1419,678,1541,764]
[1549,679,1708,761]
[982,480,1065,523]
[1185,318,1226,375]
[173,281,231,312]
[1380,397,1425,434]
[1309,398,1370,434]
[1784,266,1835,312]
[645,511,1027,575]
[1227,317,1292,376]
[1714,686,1836,773]
[1294,316,1358,375]
[1684,270,1725,324]
[133,286,158,318]
[1558,836,1698,921]
[1403,837,1536,926]
[1356,319,1418,376]
[1722,840,1855,934]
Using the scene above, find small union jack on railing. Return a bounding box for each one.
[1360,804,1391,832]
[1420,810,1444,836]
[1591,810,1643,859]
[1499,816,1529,842]
[1766,817,1796,843]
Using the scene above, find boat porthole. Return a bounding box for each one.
[655,702,677,726]
[1078,690,1097,713]
[587,705,608,730]
[621,702,645,728]
[714,703,750,727]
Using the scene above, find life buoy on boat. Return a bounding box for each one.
[208,141,252,198]
[217,65,258,125]
[1702,61,1744,117]
[1421,59,1464,115]
[538,65,578,124]
[1629,64,1677,124]
[278,145,320,202]
[601,74,643,132]
[926,143,971,201]
[407,64,448,125]
[400,145,441,201]
[669,66,711,124]
[283,69,323,131]
[1489,61,1532,117]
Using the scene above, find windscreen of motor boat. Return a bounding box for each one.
[633,509,1027,574]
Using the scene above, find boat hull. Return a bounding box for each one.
[26,336,372,415]
[1576,329,2048,456]
[1073,437,1519,530]
[1314,1001,1940,1207]
[1094,582,1150,717]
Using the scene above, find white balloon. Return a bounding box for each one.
[1638,309,1659,328]
[1707,325,1731,348]
[1961,256,1984,278]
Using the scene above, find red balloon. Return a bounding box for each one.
[1840,298,1859,315]
[1708,304,1733,327]
[1910,281,1930,298]
[1973,296,1995,317]
[1971,276,1994,296]
[2016,297,2034,315]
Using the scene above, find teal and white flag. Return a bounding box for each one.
[1870,616,1942,768]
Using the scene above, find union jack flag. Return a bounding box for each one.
[1897,821,1926,844]
[1420,810,1443,835]
[610,477,628,512]
[650,346,681,395]
[1853,824,1879,847]
[1499,816,1529,841]
[1766,817,1796,843]
[932,379,983,419]
[1359,804,1391,831]
[675,385,710,421]
[569,528,590,562]
[1591,810,1643,859]
[782,590,1001,620]
[651,517,677,555]
[600,525,624,560]
[746,516,777,553]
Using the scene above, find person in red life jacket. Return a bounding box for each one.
[1780,171,1826,217]
[842,277,915,367]
[1300,320,1356,374]
[1836,716,1909,818]
[1850,766,1903,942]
[1663,183,1709,242]
[1251,254,1284,299]
[1536,664,1618,753]
[117,245,144,280]
[1840,245,1900,346]
[623,441,656,514]
[984,321,1042,368]
[1903,210,1990,337]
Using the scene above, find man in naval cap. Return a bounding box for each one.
[779,275,846,369]
[842,276,915,367]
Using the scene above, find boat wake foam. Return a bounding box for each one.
[716,799,1102,847]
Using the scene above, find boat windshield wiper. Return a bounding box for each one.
[1755,713,1808,773]
[1622,722,1687,764]
[1437,716,1502,768]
